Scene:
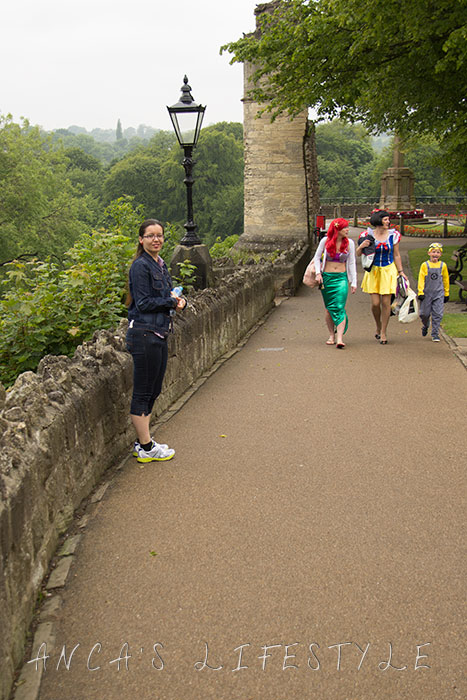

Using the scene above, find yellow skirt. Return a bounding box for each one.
[361,262,397,295]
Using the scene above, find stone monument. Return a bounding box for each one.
[379,135,415,212]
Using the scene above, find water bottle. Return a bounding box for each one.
[172,286,183,297]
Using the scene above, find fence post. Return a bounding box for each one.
[353,210,358,227]
[443,217,448,238]
[399,215,404,236]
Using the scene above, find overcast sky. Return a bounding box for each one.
[0,0,260,132]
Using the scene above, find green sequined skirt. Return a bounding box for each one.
[321,272,349,334]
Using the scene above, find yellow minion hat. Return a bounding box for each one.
[428,242,443,252]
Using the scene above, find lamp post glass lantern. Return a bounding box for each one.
[167,76,206,246]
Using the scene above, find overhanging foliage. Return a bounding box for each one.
[222,0,467,188]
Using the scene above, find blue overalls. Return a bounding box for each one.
[419,261,445,339]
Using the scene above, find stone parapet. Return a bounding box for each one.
[213,241,312,296]
[0,264,278,700]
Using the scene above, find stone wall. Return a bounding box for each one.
[416,204,466,217]
[0,263,282,700]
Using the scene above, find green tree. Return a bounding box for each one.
[102,124,244,244]
[315,120,376,201]
[207,121,243,141]
[0,115,91,263]
[203,184,244,246]
[64,147,102,173]
[63,147,104,224]
[103,151,165,211]
[223,0,467,188]
[102,131,177,212]
[317,157,357,202]
[404,138,455,199]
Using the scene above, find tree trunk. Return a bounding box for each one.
[303,119,320,242]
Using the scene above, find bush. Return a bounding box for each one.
[209,234,239,260]
[0,199,140,387]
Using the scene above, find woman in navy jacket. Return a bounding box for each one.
[126,219,186,463]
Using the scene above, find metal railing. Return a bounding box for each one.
[319,196,466,205]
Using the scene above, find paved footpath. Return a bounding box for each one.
[28,234,465,700]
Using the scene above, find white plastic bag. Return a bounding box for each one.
[391,275,409,316]
[398,287,419,323]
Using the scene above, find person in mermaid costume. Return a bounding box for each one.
[313,218,357,349]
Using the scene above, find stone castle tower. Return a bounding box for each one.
[235,1,319,252]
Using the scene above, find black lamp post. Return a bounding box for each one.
[167,76,206,246]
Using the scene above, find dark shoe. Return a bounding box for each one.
[375,333,381,340]
[380,340,388,345]
[421,326,428,337]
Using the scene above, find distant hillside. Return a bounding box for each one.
[57,123,161,144]
[47,123,166,165]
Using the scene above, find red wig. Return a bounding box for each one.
[325,218,349,258]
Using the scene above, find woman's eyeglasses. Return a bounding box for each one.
[143,233,164,240]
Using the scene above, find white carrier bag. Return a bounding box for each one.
[398,286,419,323]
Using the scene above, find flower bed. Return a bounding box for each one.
[393,225,463,238]
[371,207,425,220]
[440,213,466,222]
[357,219,464,237]
[389,209,425,220]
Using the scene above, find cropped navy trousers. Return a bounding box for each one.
[126,328,168,416]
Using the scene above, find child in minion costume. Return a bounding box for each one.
[417,242,450,342]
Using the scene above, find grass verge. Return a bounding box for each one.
[442,314,467,338]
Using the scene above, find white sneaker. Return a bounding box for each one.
[432,336,441,342]
[133,439,168,457]
[136,440,175,463]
